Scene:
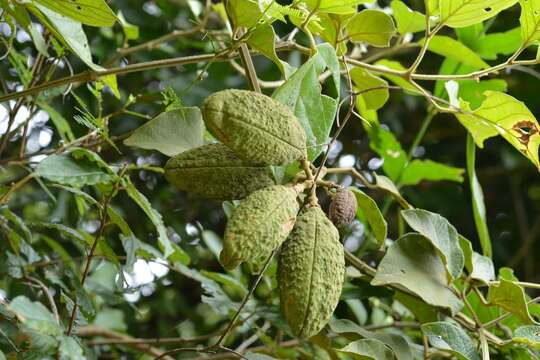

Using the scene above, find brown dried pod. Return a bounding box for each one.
[328,187,357,227]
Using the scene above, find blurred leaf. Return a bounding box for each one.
[124,179,189,264]
[456,91,540,170]
[513,325,540,347]
[488,268,536,324]
[33,0,116,27]
[38,102,74,141]
[350,68,389,110]
[303,0,375,14]
[422,321,480,360]
[245,354,279,360]
[36,153,113,186]
[372,233,463,314]
[400,160,464,186]
[336,338,394,359]
[346,10,396,47]
[124,108,204,156]
[368,126,406,180]
[118,11,139,40]
[438,0,518,27]
[58,336,84,360]
[8,296,61,336]
[93,308,127,332]
[519,0,540,45]
[350,188,387,247]
[401,209,465,280]
[330,319,413,360]
[420,36,490,69]
[476,27,522,59]
[391,0,426,34]
[273,43,340,160]
[466,134,492,257]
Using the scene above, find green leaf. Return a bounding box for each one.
[33,0,116,27]
[488,268,536,324]
[58,336,84,360]
[8,296,62,336]
[456,91,540,170]
[400,160,465,186]
[330,319,413,360]
[513,325,540,347]
[118,11,139,40]
[459,236,495,284]
[350,68,389,110]
[401,209,465,280]
[346,10,396,47]
[373,60,417,93]
[36,153,113,186]
[391,0,426,34]
[368,125,407,180]
[438,0,519,28]
[245,354,279,360]
[349,188,387,247]
[38,102,74,141]
[226,0,264,28]
[273,43,340,160]
[466,134,492,257]
[519,0,540,45]
[372,233,463,314]
[303,0,375,14]
[421,322,480,360]
[476,27,522,59]
[124,108,204,157]
[247,24,289,75]
[336,339,395,360]
[420,36,490,69]
[124,179,190,265]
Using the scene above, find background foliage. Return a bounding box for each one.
[1,0,540,359]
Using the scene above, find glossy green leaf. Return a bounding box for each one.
[125,179,190,265]
[372,233,463,314]
[466,134,492,257]
[350,67,389,110]
[422,322,480,360]
[273,43,340,160]
[391,0,426,34]
[456,91,540,170]
[401,209,465,280]
[336,338,395,360]
[350,188,387,247]
[438,0,519,28]
[124,107,204,156]
[488,268,536,324]
[33,0,116,27]
[346,10,396,47]
[513,325,540,347]
[330,319,414,360]
[420,36,490,69]
[36,153,113,186]
[519,0,540,45]
[401,160,464,186]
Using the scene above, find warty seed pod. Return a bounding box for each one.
[164,143,276,200]
[329,187,358,227]
[202,89,307,165]
[219,185,300,270]
[278,206,345,338]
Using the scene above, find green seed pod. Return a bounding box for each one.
[278,206,345,338]
[220,185,300,270]
[202,89,307,165]
[164,143,276,200]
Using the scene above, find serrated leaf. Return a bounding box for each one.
[350,67,389,110]
[372,233,463,314]
[455,91,540,170]
[422,322,480,360]
[401,209,465,280]
[124,108,204,156]
[438,0,519,28]
[273,43,340,160]
[391,0,426,34]
[346,10,396,47]
[124,179,190,265]
[519,0,540,45]
[420,35,490,69]
[513,325,540,347]
[337,338,395,360]
[349,188,387,247]
[33,0,116,27]
[400,160,464,186]
[36,153,113,186]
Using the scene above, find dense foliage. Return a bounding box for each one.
[1,0,540,359]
